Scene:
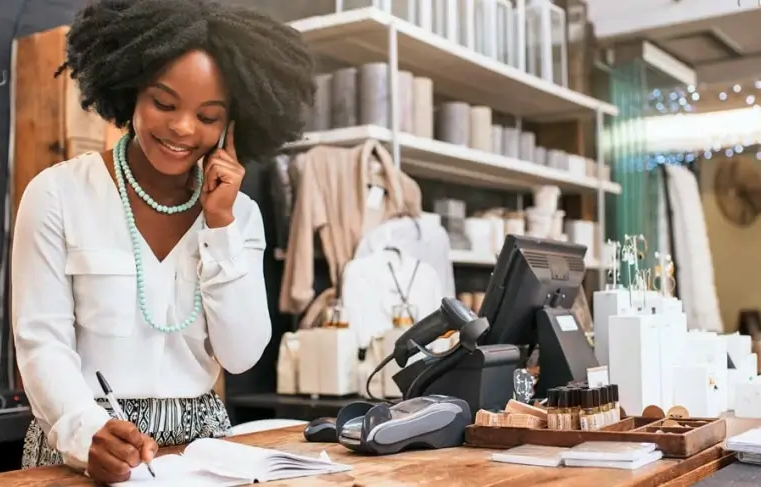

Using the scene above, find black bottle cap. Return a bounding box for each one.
[547,388,559,407]
[590,388,601,407]
[609,384,619,401]
[570,388,582,407]
[558,389,570,408]
[600,386,609,405]
[580,389,593,409]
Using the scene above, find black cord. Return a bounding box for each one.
[365,353,394,403]
[367,340,463,404]
[403,345,469,401]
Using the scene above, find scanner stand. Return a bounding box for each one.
[392,344,521,422]
[533,306,599,398]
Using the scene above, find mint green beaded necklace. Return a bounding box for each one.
[113,134,203,333]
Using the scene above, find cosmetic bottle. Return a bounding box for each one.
[569,388,581,430]
[610,384,621,422]
[580,389,603,431]
[557,389,571,430]
[600,386,611,427]
[546,388,559,430]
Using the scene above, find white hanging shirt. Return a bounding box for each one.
[354,216,455,298]
[341,250,443,348]
[11,153,272,469]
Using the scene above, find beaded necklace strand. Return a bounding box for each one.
[113,134,203,333]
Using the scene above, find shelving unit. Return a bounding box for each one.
[290,8,618,120]
[274,247,609,270]
[285,125,622,195]
[287,5,619,281]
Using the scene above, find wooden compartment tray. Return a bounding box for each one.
[465,416,727,458]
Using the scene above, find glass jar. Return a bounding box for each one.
[392,303,419,328]
[323,298,349,328]
[525,0,568,86]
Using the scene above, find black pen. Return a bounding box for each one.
[96,371,156,478]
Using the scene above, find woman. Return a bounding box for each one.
[11,0,314,482]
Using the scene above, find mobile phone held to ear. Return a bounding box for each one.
[217,125,228,149]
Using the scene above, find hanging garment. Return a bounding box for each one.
[341,250,443,349]
[665,164,723,332]
[354,216,455,298]
[279,140,422,315]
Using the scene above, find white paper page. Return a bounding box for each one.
[184,439,351,482]
[110,453,250,487]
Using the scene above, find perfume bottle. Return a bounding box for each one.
[323,298,349,328]
[392,303,418,328]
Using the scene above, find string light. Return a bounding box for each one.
[644,79,761,167]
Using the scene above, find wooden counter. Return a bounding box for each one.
[0,425,735,487]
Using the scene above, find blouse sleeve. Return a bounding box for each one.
[12,170,112,470]
[196,197,272,374]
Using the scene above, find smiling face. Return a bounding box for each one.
[132,50,229,176]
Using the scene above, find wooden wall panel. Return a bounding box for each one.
[12,25,110,216]
[12,28,67,221]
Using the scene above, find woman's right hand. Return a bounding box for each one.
[87,419,158,483]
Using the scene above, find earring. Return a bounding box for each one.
[605,239,622,288]
[653,252,676,297]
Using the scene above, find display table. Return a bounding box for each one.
[0,425,737,487]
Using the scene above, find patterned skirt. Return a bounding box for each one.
[22,391,231,469]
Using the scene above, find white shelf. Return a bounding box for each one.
[275,247,608,270]
[284,125,621,194]
[290,8,619,121]
[449,249,610,270]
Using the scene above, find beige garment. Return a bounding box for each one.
[279,140,422,315]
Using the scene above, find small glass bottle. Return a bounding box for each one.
[579,389,595,431]
[569,388,581,430]
[610,384,621,422]
[591,388,604,429]
[392,303,418,328]
[557,389,571,430]
[599,386,611,427]
[323,298,348,328]
[580,389,603,431]
[546,388,559,430]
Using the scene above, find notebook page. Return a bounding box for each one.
[184,438,351,482]
[110,453,250,487]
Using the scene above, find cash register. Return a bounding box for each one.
[320,235,599,454]
[390,234,599,414]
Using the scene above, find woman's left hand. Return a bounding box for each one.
[201,121,245,228]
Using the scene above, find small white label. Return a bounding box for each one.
[587,365,610,387]
[366,185,385,209]
[556,314,578,331]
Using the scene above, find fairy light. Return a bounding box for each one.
[643,80,761,167]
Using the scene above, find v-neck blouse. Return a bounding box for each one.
[11,152,272,469]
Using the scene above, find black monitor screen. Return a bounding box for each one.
[478,234,587,347]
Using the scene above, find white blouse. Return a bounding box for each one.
[11,152,272,469]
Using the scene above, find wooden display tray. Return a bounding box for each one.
[465,416,727,458]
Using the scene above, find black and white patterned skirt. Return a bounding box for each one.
[22,391,231,469]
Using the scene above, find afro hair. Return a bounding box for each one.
[58,0,316,161]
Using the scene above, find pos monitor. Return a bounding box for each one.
[478,234,599,397]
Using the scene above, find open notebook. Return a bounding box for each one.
[112,438,351,486]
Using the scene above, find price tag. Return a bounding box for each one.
[587,365,610,387]
[366,185,385,210]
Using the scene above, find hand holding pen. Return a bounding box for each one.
[86,371,158,483]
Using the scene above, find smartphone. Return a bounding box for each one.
[217,125,228,149]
